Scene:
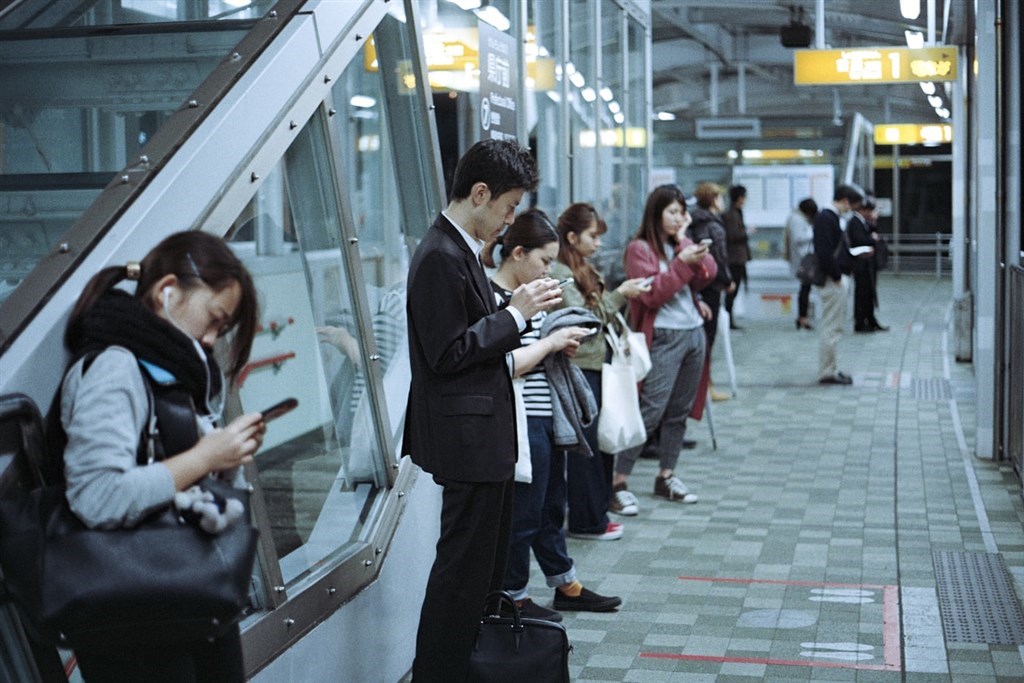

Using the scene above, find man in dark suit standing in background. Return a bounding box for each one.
[814,183,864,385]
[404,139,563,682]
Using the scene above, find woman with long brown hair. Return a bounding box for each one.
[551,203,649,530]
[615,185,716,513]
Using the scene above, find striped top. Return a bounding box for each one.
[492,282,552,418]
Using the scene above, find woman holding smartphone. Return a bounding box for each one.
[614,185,716,514]
[60,231,262,681]
[483,209,622,620]
[550,203,650,531]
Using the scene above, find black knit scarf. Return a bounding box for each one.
[69,290,223,412]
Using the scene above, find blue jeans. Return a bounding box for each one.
[504,416,576,599]
[567,369,613,534]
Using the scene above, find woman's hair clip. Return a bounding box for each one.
[125,261,142,280]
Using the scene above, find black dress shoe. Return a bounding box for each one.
[682,439,697,450]
[500,598,563,622]
[553,587,622,612]
[870,321,890,332]
[819,373,853,385]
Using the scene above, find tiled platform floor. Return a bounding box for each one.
[529,275,1024,682]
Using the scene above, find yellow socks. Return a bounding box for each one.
[557,580,583,597]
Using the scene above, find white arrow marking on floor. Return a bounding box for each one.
[809,588,875,603]
[800,642,875,662]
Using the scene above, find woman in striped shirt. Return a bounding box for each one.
[483,209,622,620]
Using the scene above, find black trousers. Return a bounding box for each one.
[74,626,244,683]
[853,266,877,328]
[797,281,812,319]
[412,476,514,683]
[724,263,747,316]
[701,287,722,350]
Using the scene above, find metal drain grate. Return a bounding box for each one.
[912,377,953,401]
[933,551,1024,644]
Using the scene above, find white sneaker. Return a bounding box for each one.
[610,485,639,516]
[654,475,699,503]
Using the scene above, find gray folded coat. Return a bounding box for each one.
[539,307,601,456]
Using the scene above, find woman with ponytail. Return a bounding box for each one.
[551,203,650,532]
[485,209,622,621]
[60,230,261,681]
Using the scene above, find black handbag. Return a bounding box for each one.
[466,591,571,683]
[0,478,257,649]
[0,360,259,650]
[796,253,819,285]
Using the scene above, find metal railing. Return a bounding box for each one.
[1009,265,1024,482]
[878,232,953,277]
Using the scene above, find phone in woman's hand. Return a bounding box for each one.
[260,398,298,423]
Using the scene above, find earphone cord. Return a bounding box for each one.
[162,288,225,422]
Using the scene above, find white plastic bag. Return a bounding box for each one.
[597,345,647,454]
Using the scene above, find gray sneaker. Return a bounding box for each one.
[610,484,639,516]
[654,475,699,503]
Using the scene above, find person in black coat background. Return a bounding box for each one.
[846,199,887,332]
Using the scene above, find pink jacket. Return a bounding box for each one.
[623,236,717,420]
[623,237,717,347]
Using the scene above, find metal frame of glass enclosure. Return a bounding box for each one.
[0,0,651,677]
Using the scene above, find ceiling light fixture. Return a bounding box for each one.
[350,95,377,108]
[474,5,510,32]
[900,0,921,20]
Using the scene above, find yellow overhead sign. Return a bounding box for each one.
[874,123,952,145]
[794,46,957,85]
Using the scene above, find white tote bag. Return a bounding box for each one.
[610,312,652,381]
[597,344,647,454]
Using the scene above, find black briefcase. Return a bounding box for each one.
[466,591,571,683]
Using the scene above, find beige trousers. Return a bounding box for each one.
[816,276,848,379]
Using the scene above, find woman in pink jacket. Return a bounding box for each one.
[612,185,717,515]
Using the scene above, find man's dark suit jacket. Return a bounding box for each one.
[403,213,521,482]
[813,206,844,283]
[845,213,874,276]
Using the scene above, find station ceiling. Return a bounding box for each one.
[648,0,968,130]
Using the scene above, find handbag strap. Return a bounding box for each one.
[604,311,634,361]
[483,590,522,627]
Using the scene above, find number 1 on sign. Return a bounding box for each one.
[889,52,900,79]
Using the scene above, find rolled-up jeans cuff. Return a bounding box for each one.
[545,565,577,589]
[508,587,529,602]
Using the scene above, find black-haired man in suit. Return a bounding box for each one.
[404,139,562,682]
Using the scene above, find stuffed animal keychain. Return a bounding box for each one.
[174,485,245,534]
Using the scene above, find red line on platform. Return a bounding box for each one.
[669,575,902,672]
